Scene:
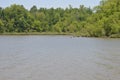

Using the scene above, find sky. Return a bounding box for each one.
[0,0,101,10]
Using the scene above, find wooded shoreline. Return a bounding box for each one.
[0,0,120,38]
[0,32,120,38]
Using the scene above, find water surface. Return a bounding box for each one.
[0,36,120,80]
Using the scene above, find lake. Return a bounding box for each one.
[0,35,120,80]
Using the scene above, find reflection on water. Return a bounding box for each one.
[0,36,120,80]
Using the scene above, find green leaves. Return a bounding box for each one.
[87,0,120,37]
[0,0,120,37]
[0,19,4,33]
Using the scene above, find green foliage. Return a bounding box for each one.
[0,19,4,33]
[0,0,120,37]
[86,0,120,37]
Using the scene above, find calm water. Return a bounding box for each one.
[0,35,120,80]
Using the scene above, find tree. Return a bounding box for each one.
[0,0,119,37]
[0,19,4,33]
[30,5,37,13]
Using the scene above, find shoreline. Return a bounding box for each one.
[0,32,72,35]
[0,32,120,38]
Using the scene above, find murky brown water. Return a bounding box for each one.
[0,36,120,80]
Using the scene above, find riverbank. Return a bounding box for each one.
[0,32,120,38]
[0,32,73,35]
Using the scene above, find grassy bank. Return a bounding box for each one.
[0,32,120,38]
[0,32,74,36]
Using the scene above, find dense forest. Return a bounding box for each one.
[0,0,120,37]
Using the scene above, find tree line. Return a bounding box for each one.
[0,0,120,37]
